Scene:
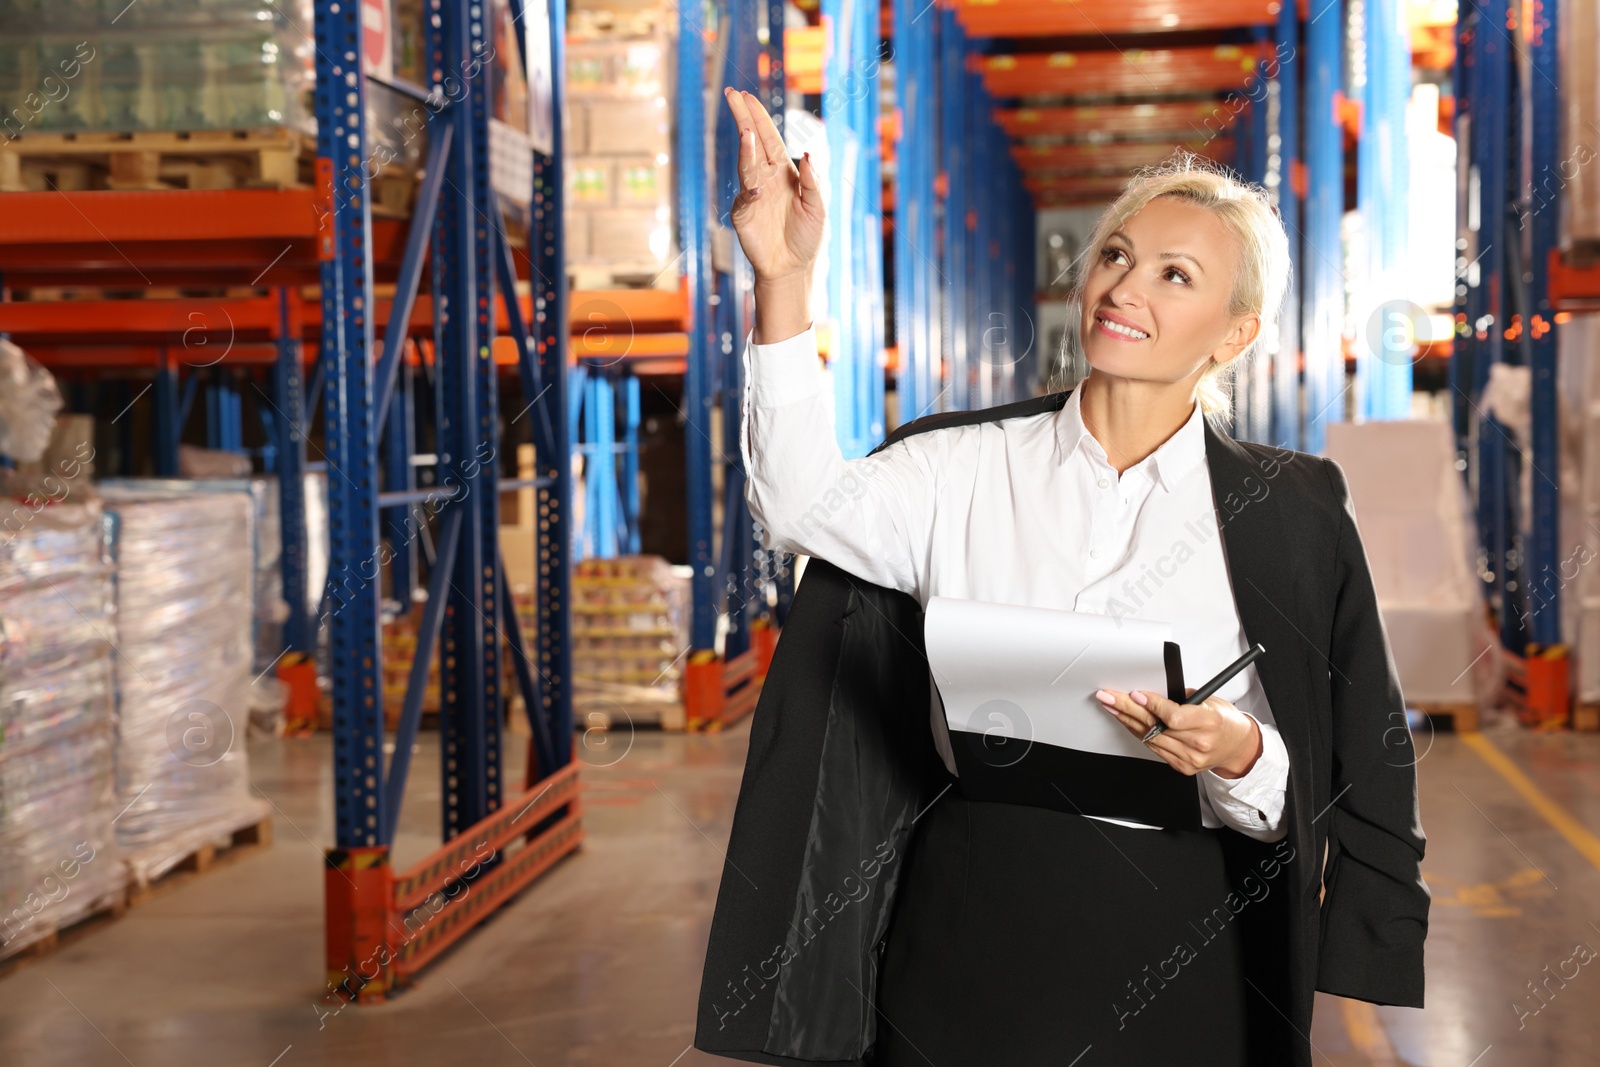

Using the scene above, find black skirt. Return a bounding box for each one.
[871,784,1299,1066]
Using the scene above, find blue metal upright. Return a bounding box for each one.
[893,0,940,419]
[1303,0,1344,452]
[822,0,887,457]
[940,8,969,412]
[1272,0,1303,451]
[314,0,386,848]
[1523,0,1562,646]
[1453,0,1517,646]
[680,0,716,653]
[1356,0,1413,420]
[271,287,313,655]
[712,0,763,663]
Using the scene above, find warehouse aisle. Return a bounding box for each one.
[0,719,1597,1065]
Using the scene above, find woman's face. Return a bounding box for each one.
[1078,196,1259,388]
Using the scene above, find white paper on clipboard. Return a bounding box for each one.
[923,595,1175,762]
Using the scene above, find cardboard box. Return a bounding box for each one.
[585,98,669,156]
[567,42,615,95]
[589,206,670,264]
[613,154,669,208]
[567,156,614,207]
[1566,0,1600,249]
[565,211,592,260]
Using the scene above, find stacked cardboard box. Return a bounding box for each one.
[565,8,675,285]
[0,499,124,959]
[1565,1,1600,255]
[570,554,688,728]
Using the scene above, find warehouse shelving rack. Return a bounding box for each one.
[1449,0,1566,712]
[0,0,595,1002]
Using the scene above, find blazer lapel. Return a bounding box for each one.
[1201,421,1311,767]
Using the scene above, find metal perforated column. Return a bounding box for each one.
[315,0,385,848]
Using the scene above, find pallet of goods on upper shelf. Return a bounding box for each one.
[0,0,532,213]
[563,0,676,290]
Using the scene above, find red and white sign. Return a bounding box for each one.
[361,0,393,80]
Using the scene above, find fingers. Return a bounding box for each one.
[797,151,820,198]
[723,88,764,193]
[739,89,789,170]
[1095,689,1209,774]
[1096,688,1158,737]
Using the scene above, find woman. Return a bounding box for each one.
[695,88,1429,1067]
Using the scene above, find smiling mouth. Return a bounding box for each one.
[1095,314,1149,340]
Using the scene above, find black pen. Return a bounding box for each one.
[1141,642,1267,743]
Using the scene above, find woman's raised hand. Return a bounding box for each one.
[723,87,824,286]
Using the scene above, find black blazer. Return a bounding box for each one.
[695,385,1430,1067]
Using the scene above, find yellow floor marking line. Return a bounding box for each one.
[1462,732,1600,875]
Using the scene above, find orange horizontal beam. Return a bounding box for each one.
[1010,138,1235,173]
[0,188,412,288]
[954,0,1280,37]
[1025,174,1135,195]
[1548,249,1600,311]
[974,44,1275,98]
[998,100,1245,139]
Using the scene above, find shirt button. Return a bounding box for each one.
[1097,477,1110,489]
[1090,549,1101,559]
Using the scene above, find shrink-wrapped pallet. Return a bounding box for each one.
[0,498,123,959]
[99,487,267,883]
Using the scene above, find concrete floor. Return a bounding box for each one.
[1,715,1598,1066]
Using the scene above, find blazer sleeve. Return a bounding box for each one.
[1314,456,1430,1007]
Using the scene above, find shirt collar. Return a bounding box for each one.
[1056,382,1207,492]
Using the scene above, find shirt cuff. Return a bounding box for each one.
[745,325,826,408]
[1200,715,1289,828]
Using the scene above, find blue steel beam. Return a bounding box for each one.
[383,506,462,839]
[431,0,502,839]
[1357,0,1413,420]
[315,0,386,848]
[1525,0,1561,645]
[1273,0,1302,450]
[1303,0,1343,453]
[154,349,179,476]
[680,0,716,651]
[714,0,761,662]
[375,121,455,436]
[530,0,574,775]
[273,287,313,654]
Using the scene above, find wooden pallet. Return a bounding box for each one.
[124,801,274,907]
[0,127,309,192]
[0,885,129,977]
[0,128,416,217]
[1408,701,1480,732]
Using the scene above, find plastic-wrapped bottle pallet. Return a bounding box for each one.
[0,498,124,960]
[570,554,689,729]
[99,486,268,887]
[0,0,317,135]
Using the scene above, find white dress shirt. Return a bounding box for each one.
[739,324,1290,842]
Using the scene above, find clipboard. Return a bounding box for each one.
[945,639,1202,830]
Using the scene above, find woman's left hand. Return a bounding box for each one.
[1094,687,1263,779]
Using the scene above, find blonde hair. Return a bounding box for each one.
[1063,151,1292,421]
